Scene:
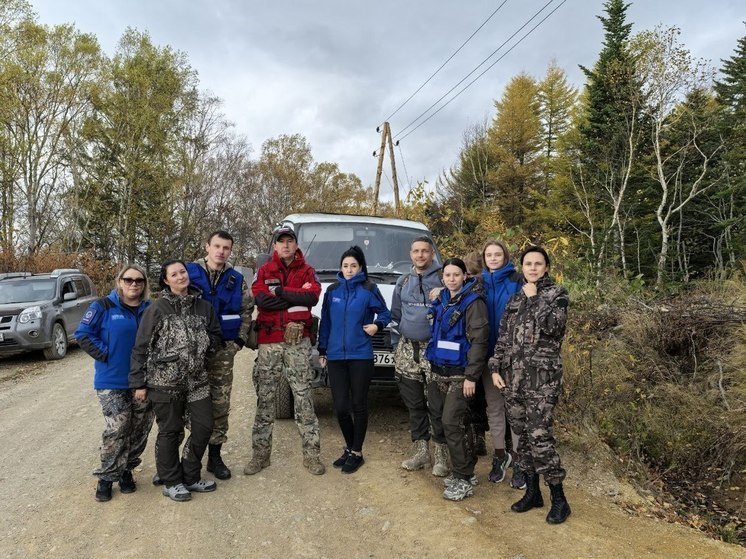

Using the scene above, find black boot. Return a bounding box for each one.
[207,443,231,480]
[546,482,571,524]
[95,480,113,502]
[119,469,136,493]
[510,472,544,512]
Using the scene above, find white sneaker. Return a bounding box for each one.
[162,483,191,501]
[184,479,217,493]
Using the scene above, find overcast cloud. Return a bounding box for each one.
[31,0,745,199]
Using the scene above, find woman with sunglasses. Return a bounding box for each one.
[130,259,223,502]
[75,265,154,502]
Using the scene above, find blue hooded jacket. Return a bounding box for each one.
[481,263,522,358]
[318,271,391,361]
[74,289,150,389]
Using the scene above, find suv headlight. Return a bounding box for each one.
[19,306,42,324]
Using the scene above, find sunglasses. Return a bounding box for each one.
[121,277,146,285]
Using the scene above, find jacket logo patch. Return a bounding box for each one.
[265,279,281,285]
[80,309,96,325]
[111,314,125,320]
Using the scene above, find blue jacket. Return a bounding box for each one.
[318,272,391,361]
[74,289,150,390]
[426,278,483,372]
[187,261,243,341]
[481,263,522,358]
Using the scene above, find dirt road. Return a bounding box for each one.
[0,349,742,559]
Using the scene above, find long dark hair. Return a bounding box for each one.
[159,258,188,291]
[339,245,368,279]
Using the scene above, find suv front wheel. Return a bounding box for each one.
[43,322,68,360]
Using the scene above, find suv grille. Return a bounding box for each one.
[371,330,393,352]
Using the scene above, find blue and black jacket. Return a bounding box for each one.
[74,289,150,390]
[318,271,391,361]
[187,261,243,341]
[425,277,489,381]
[481,263,522,358]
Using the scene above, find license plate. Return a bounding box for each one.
[373,351,394,366]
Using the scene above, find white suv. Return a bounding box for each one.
[258,213,441,417]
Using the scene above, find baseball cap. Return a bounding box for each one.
[272,226,297,243]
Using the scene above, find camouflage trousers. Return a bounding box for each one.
[94,389,154,482]
[394,338,445,443]
[504,369,566,485]
[251,337,320,457]
[432,377,477,478]
[205,343,239,445]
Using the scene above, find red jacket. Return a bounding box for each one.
[252,249,321,344]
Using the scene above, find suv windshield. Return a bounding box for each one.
[296,222,440,274]
[0,279,57,304]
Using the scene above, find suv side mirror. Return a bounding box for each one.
[63,292,77,301]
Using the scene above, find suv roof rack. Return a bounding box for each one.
[0,272,33,280]
[50,268,80,277]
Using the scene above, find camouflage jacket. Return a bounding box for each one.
[489,275,568,388]
[130,289,222,401]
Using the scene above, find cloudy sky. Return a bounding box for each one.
[31,0,745,199]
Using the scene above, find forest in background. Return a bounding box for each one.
[1,0,744,544]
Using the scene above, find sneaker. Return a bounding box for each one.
[162,483,192,502]
[488,453,512,483]
[184,479,217,493]
[341,453,364,474]
[443,478,474,501]
[119,470,136,493]
[510,464,527,490]
[443,473,478,488]
[333,448,351,468]
[152,472,164,486]
[95,480,113,502]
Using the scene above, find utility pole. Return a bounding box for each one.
[372,121,401,217]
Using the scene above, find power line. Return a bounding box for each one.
[393,0,557,140]
[381,0,509,124]
[397,0,567,143]
[397,143,412,190]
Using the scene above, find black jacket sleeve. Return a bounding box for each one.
[129,301,165,389]
[465,298,489,382]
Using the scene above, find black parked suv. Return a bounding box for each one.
[0,269,97,360]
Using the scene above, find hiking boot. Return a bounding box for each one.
[184,479,217,493]
[162,483,191,502]
[511,472,544,513]
[443,473,478,488]
[546,482,571,524]
[401,439,430,471]
[243,453,271,475]
[510,464,526,489]
[341,453,364,474]
[303,455,326,475]
[207,444,231,480]
[95,480,113,502]
[442,478,474,501]
[475,430,488,456]
[431,442,450,477]
[333,448,351,468]
[152,472,164,486]
[119,470,136,493]
[488,453,512,483]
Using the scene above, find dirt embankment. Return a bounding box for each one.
[0,349,743,559]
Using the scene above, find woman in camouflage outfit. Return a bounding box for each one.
[489,246,571,524]
[130,259,222,502]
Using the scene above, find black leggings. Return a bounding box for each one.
[327,359,375,453]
